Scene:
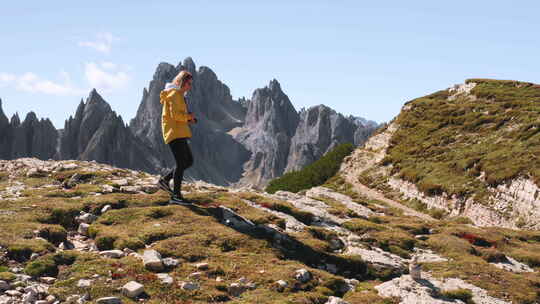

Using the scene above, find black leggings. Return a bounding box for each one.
[164,138,193,195]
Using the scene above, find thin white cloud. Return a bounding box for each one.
[1,60,131,96]
[78,32,117,54]
[0,71,86,96]
[0,73,16,85]
[84,62,130,92]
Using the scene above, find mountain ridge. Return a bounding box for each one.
[0,57,377,187]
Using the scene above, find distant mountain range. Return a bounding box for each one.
[0,57,378,187]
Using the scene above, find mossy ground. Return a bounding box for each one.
[2,162,540,303]
[383,79,540,201]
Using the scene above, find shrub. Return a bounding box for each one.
[266,143,355,194]
[0,272,16,282]
[24,256,57,277]
[440,288,474,304]
[95,236,117,250]
[38,226,67,245]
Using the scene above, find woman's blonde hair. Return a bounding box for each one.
[173,70,193,88]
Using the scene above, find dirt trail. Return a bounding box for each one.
[339,123,436,222]
[343,172,435,221]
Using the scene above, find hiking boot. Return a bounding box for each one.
[158,178,173,194]
[169,194,191,206]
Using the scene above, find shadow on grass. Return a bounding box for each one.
[178,201,403,283]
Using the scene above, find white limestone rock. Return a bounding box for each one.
[180,282,199,291]
[99,250,124,259]
[294,269,312,283]
[142,250,163,271]
[156,273,173,285]
[122,281,144,298]
[375,273,511,304]
[77,223,89,236]
[96,297,122,304]
[491,256,534,273]
[325,296,350,304]
[76,279,92,289]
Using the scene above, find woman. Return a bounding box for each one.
[157,70,196,204]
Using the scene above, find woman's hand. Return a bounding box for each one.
[188,112,198,124]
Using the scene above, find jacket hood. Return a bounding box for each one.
[159,82,178,104]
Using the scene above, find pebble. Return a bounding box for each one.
[96,297,122,304]
[122,281,144,298]
[188,272,203,280]
[101,205,112,214]
[162,257,179,268]
[40,277,56,284]
[0,280,9,291]
[5,290,22,297]
[156,273,173,285]
[180,281,200,291]
[99,250,125,259]
[276,280,288,288]
[195,263,209,270]
[227,283,245,297]
[294,269,312,283]
[77,279,92,288]
[78,223,89,236]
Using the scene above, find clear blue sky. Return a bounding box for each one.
[1,1,539,128]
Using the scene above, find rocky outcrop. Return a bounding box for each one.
[375,273,511,304]
[285,105,374,173]
[1,57,377,187]
[0,99,12,159]
[0,100,57,160]
[233,79,300,186]
[129,58,250,184]
[59,89,159,172]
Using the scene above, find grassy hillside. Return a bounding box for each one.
[383,79,540,202]
[266,143,355,194]
[1,159,540,303]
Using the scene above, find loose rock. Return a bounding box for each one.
[96,297,122,304]
[157,273,173,285]
[227,283,246,297]
[180,282,199,291]
[142,250,163,271]
[40,277,56,284]
[101,205,112,214]
[162,257,179,268]
[99,250,124,259]
[195,263,209,270]
[294,269,312,283]
[325,296,350,304]
[122,281,144,298]
[77,279,92,288]
[0,280,9,291]
[78,223,89,236]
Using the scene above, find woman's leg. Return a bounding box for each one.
[168,138,193,197]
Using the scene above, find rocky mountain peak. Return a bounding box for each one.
[10,113,20,127]
[85,89,111,112]
[153,62,177,82]
[245,79,299,136]
[268,78,282,92]
[23,111,38,124]
[182,56,196,73]
[0,98,7,124]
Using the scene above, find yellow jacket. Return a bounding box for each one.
[160,87,192,144]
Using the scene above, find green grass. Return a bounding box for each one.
[266,143,355,194]
[384,79,540,201]
[440,289,474,304]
